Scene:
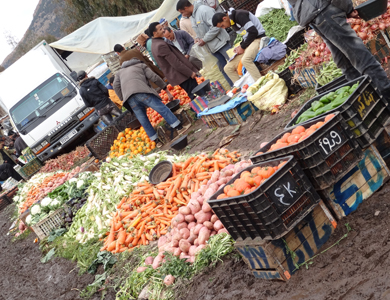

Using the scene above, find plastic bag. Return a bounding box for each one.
[248,73,288,111]
[190,44,218,70]
[255,0,282,17]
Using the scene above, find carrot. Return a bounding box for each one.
[117,229,126,245]
[172,163,177,177]
[107,241,117,252]
[182,157,193,170]
[141,234,146,245]
[117,197,127,209]
[125,234,134,246]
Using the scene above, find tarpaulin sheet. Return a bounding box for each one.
[197,94,248,117]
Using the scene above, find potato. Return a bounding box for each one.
[195,211,212,224]
[211,214,219,224]
[137,266,147,273]
[152,255,163,269]
[198,227,210,245]
[164,275,175,286]
[202,201,212,213]
[179,239,191,253]
[185,214,195,223]
[217,177,228,186]
[198,185,207,195]
[195,244,207,254]
[194,238,199,246]
[173,213,185,225]
[223,169,234,177]
[260,141,269,149]
[187,234,197,244]
[189,245,197,256]
[145,256,154,265]
[218,228,229,234]
[180,252,190,260]
[171,239,179,247]
[173,232,182,241]
[158,236,167,248]
[173,247,181,257]
[194,224,204,235]
[188,256,196,263]
[196,196,205,205]
[187,222,196,230]
[188,200,201,214]
[213,220,224,231]
[179,206,191,215]
[177,222,188,230]
[210,170,220,183]
[203,221,214,230]
[211,230,216,236]
[191,191,201,200]
[165,232,172,242]
[180,228,190,239]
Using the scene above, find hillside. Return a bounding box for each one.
[1,0,66,69]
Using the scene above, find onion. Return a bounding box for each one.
[353,25,361,31]
[358,32,368,40]
[379,23,386,30]
[371,24,379,31]
[315,51,320,57]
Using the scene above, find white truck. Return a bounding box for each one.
[0,40,99,161]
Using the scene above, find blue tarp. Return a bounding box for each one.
[197,93,248,117]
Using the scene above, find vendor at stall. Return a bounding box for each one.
[14,136,27,157]
[113,58,185,148]
[212,9,266,83]
[0,162,22,182]
[287,0,390,99]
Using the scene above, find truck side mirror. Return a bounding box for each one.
[70,71,77,81]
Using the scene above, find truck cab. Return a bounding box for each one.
[0,41,99,161]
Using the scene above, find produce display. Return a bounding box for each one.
[25,172,95,226]
[259,9,298,42]
[276,43,308,73]
[39,146,90,173]
[315,60,343,86]
[100,149,241,253]
[295,83,358,125]
[64,152,171,243]
[216,161,286,199]
[256,114,335,155]
[109,127,155,158]
[19,167,81,214]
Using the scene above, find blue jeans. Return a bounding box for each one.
[212,43,234,87]
[127,93,180,140]
[311,5,390,95]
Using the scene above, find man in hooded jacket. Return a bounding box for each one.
[113,59,184,147]
[77,71,122,125]
[288,0,390,98]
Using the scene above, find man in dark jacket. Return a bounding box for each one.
[149,22,202,100]
[212,9,266,83]
[77,71,122,125]
[163,27,203,70]
[288,0,390,98]
[14,136,27,157]
[113,58,184,147]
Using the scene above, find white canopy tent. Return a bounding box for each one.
[50,0,181,72]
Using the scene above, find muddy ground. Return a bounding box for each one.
[3,89,390,300]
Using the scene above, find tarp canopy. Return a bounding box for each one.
[50,0,181,55]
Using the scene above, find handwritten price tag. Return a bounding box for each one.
[269,172,301,211]
[317,130,346,157]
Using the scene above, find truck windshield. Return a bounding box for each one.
[10,73,76,132]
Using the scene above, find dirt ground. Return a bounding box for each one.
[3,90,390,300]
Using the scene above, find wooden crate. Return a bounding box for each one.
[222,101,258,125]
[212,112,229,127]
[201,114,219,129]
[235,201,337,281]
[320,145,390,219]
[31,207,65,240]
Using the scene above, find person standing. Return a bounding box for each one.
[113,58,184,148]
[176,0,233,87]
[288,0,390,98]
[163,27,203,70]
[180,16,197,39]
[212,10,266,83]
[14,136,28,157]
[77,71,122,125]
[149,22,203,100]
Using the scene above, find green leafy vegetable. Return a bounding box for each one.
[259,9,298,43]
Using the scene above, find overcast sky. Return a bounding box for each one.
[0,0,40,64]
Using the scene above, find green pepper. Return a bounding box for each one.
[331,95,349,108]
[350,82,359,92]
[311,101,324,111]
[296,110,319,124]
[335,86,350,95]
[319,95,331,104]
[314,102,335,115]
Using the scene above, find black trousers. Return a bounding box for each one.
[179,77,205,100]
[0,163,23,181]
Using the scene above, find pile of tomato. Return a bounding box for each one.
[147,77,206,127]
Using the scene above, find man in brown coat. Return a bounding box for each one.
[149,22,202,100]
[113,44,165,79]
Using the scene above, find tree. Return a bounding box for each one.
[55,0,164,34]
[3,30,19,50]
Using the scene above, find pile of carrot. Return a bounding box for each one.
[101,149,241,253]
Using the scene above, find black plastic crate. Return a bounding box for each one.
[0,194,12,211]
[113,111,141,132]
[85,125,119,160]
[208,156,321,241]
[278,66,302,95]
[285,29,306,55]
[220,0,261,14]
[285,75,390,148]
[315,75,348,95]
[251,113,363,190]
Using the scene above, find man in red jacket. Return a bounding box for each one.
[149,22,203,100]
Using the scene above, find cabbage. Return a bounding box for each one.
[77,180,85,189]
[50,199,61,210]
[41,197,52,207]
[25,215,32,225]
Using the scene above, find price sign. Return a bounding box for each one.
[317,129,346,157]
[354,90,376,119]
[268,172,301,212]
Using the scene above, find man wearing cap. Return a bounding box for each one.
[149,22,202,100]
[159,18,170,30]
[163,27,203,70]
[77,71,122,125]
